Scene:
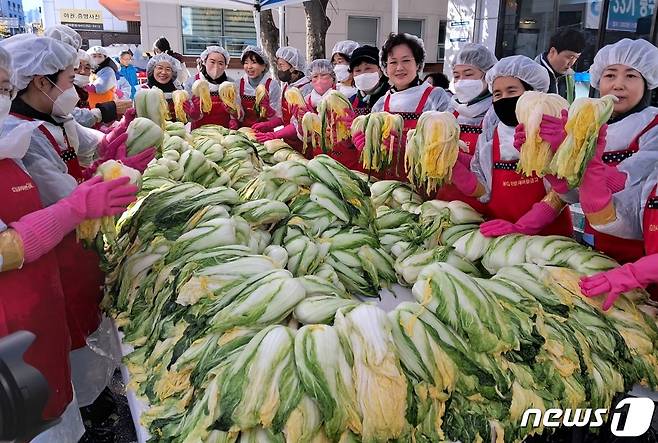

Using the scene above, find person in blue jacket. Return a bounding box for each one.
[117,50,142,100]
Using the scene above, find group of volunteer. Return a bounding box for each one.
[0,20,657,441]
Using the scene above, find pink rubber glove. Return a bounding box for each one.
[256,132,277,142]
[480,201,559,237]
[579,125,627,214]
[545,174,571,194]
[253,118,282,132]
[538,109,569,153]
[98,131,131,165]
[101,108,136,150]
[229,118,240,130]
[450,160,480,196]
[579,254,658,310]
[353,131,365,151]
[116,146,156,173]
[85,84,96,94]
[273,124,298,140]
[10,176,137,263]
[183,97,203,121]
[513,124,526,151]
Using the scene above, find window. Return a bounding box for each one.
[398,18,424,38]
[347,16,379,47]
[181,6,256,56]
[437,20,447,61]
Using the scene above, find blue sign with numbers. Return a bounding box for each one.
[607,0,655,31]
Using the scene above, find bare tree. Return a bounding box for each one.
[259,9,280,74]
[303,0,332,60]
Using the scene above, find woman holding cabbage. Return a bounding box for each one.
[183,45,240,130]
[352,33,450,181]
[237,45,282,130]
[1,34,150,413]
[448,55,573,237]
[0,42,137,440]
[487,39,658,264]
[142,53,184,122]
[437,43,497,211]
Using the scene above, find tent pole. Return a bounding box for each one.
[254,9,262,46]
[392,0,399,33]
[278,6,285,47]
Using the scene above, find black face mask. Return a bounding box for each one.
[493,96,521,127]
[278,70,292,83]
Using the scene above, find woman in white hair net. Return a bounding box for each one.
[447,55,574,238]
[331,39,360,98]
[288,59,361,168]
[359,33,450,181]
[183,45,239,129]
[143,52,184,121]
[1,35,144,415]
[254,46,311,150]
[237,45,282,130]
[438,43,498,212]
[85,46,118,109]
[560,38,658,269]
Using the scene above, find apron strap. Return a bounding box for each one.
[415,85,434,114]
[383,92,391,112]
[239,77,245,96]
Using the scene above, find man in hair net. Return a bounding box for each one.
[438,43,498,211]
[562,38,658,267]
[331,40,360,98]
[446,55,574,239]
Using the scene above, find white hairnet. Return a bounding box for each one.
[380,33,427,73]
[0,35,77,90]
[77,49,92,67]
[589,38,658,90]
[44,25,82,51]
[306,59,334,78]
[201,45,230,65]
[276,46,306,72]
[485,55,550,92]
[0,46,14,89]
[452,43,497,72]
[241,45,269,67]
[147,53,181,80]
[331,40,360,60]
[87,46,108,57]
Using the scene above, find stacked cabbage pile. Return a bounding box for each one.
[101,124,658,443]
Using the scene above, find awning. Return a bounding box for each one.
[99,0,140,21]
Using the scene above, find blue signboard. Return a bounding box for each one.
[607,0,655,31]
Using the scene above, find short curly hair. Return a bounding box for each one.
[380,33,425,71]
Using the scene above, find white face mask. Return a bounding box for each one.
[454,79,486,104]
[354,72,380,92]
[333,64,350,82]
[74,74,90,88]
[44,80,80,117]
[0,95,11,124]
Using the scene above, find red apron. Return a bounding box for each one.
[308,96,362,170]
[279,83,306,155]
[0,159,72,419]
[583,115,658,264]
[486,128,573,237]
[240,77,272,128]
[352,95,371,116]
[382,85,434,182]
[191,73,232,129]
[11,113,84,183]
[642,185,658,300]
[29,121,104,349]
[435,111,487,211]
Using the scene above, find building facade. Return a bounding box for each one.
[41,0,139,47]
[138,0,447,67]
[0,0,25,35]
